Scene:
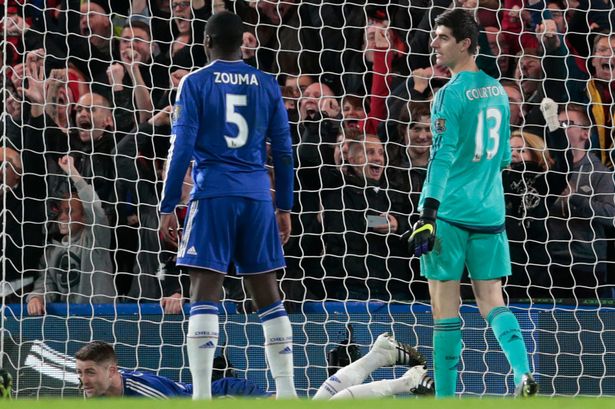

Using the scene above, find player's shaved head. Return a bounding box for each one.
[206,11,244,53]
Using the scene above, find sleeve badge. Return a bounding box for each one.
[434,118,446,133]
[172,104,181,124]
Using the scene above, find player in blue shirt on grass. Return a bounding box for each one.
[406,9,538,398]
[75,337,434,399]
[75,341,268,398]
[158,11,296,400]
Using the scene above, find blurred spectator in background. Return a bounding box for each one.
[27,155,115,315]
[318,134,411,301]
[60,0,119,84]
[107,20,168,132]
[341,95,368,131]
[333,127,365,170]
[546,104,615,300]
[586,33,615,169]
[387,101,432,300]
[484,26,514,79]
[501,80,525,129]
[502,108,568,299]
[388,102,432,215]
[282,81,340,303]
[0,142,46,303]
[112,65,189,297]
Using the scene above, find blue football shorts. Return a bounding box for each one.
[176,197,286,275]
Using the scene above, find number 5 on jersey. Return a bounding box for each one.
[225,94,248,148]
[473,107,502,161]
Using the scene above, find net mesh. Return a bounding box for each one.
[0,0,614,397]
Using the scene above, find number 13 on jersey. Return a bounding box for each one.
[473,107,502,162]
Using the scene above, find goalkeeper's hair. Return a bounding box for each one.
[434,9,479,55]
[75,341,117,364]
[206,11,244,53]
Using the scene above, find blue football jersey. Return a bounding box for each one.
[121,370,192,398]
[120,370,269,398]
[160,59,294,214]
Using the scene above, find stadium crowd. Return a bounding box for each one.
[0,0,614,314]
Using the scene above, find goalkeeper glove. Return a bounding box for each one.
[407,198,439,257]
[0,369,12,399]
[540,97,559,132]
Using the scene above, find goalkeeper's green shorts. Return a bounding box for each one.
[419,218,511,281]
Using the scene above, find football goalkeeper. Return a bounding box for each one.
[75,336,433,399]
[406,9,537,398]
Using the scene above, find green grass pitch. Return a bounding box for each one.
[4,398,615,409]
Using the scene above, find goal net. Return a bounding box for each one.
[1,0,614,398]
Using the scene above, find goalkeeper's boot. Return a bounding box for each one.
[515,373,539,397]
[404,365,435,396]
[371,332,426,367]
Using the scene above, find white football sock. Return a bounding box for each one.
[187,304,219,400]
[313,349,385,400]
[330,377,410,400]
[260,304,297,399]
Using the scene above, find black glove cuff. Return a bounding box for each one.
[421,198,440,221]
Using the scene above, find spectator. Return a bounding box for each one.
[484,26,514,79]
[162,0,209,70]
[341,95,368,131]
[112,67,190,298]
[502,120,568,299]
[69,92,118,211]
[59,0,119,85]
[107,20,169,132]
[333,127,365,169]
[501,80,525,129]
[541,29,615,166]
[587,33,615,169]
[546,104,615,300]
[318,134,411,301]
[280,81,340,302]
[388,102,432,213]
[0,142,46,302]
[124,164,192,312]
[388,101,432,300]
[27,155,116,315]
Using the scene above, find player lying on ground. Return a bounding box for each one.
[75,335,434,399]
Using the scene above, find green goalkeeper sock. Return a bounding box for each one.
[433,317,462,398]
[487,306,530,386]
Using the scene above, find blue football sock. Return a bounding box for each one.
[487,306,530,386]
[433,317,462,398]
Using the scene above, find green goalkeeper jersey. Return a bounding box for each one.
[419,70,512,228]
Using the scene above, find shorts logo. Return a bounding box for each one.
[187,246,198,256]
[434,118,446,133]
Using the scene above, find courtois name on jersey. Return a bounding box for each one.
[160,60,294,214]
[120,370,269,398]
[420,70,511,228]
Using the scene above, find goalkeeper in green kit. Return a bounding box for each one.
[406,9,538,398]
